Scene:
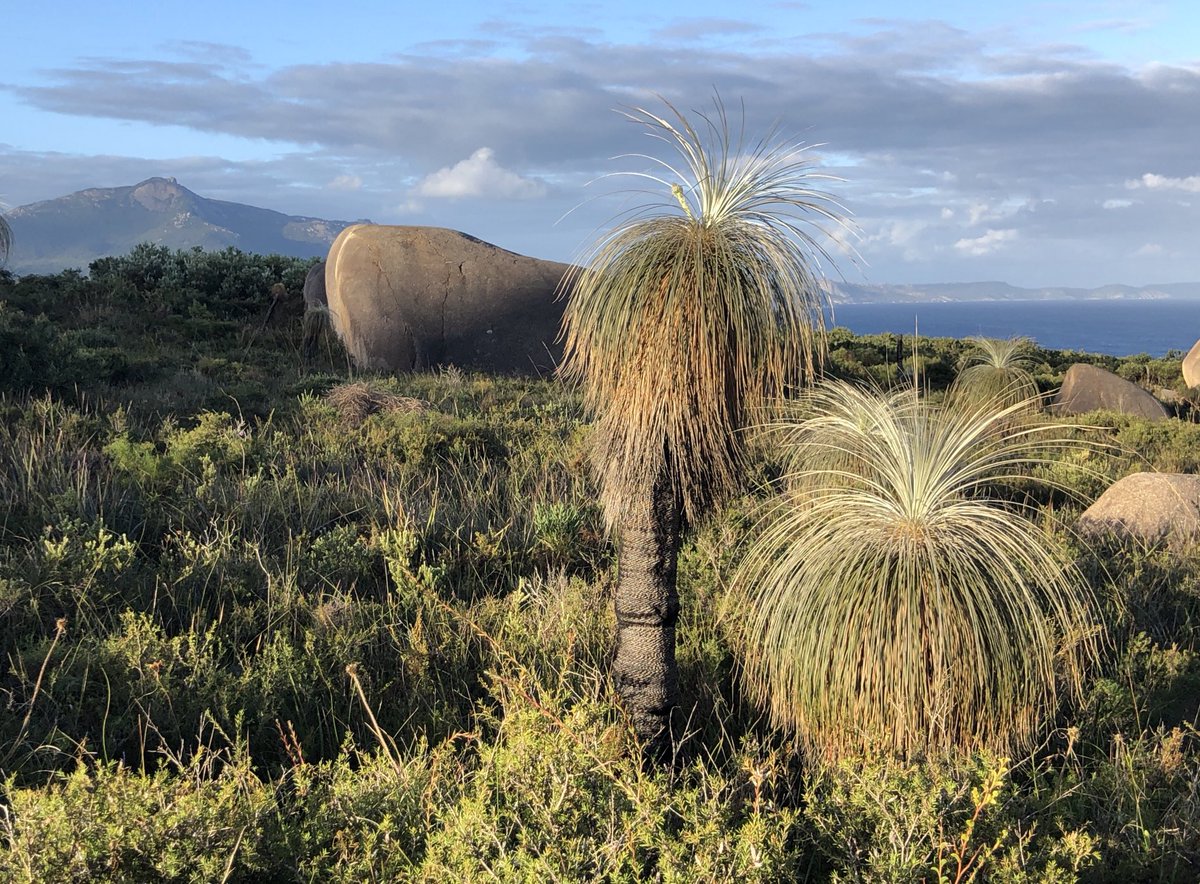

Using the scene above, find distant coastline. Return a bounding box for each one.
[828,280,1200,305]
[827,298,1200,357]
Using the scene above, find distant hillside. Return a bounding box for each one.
[5,177,364,274]
[830,280,1200,303]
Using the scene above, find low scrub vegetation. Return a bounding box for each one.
[1,249,1200,881]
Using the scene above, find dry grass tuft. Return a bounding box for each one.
[324,382,429,426]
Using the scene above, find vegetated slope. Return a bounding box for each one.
[6,177,363,274]
[2,248,1200,880]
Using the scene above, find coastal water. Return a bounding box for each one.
[827,300,1200,357]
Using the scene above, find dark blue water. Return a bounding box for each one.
[826,300,1200,357]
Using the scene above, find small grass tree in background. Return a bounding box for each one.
[950,335,1041,410]
[558,96,851,760]
[731,380,1101,759]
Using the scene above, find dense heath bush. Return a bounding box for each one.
[1,249,1199,880]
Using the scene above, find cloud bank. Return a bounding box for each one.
[3,18,1199,285]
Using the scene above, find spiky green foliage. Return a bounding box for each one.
[558,97,850,527]
[950,336,1040,410]
[731,380,1101,759]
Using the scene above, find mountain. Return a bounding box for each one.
[6,178,1199,301]
[5,177,365,274]
[828,280,1200,303]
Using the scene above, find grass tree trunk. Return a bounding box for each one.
[613,469,683,761]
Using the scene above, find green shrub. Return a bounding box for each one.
[804,753,1100,882]
[5,257,1200,880]
[1,747,274,883]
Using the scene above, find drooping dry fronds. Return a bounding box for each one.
[558,97,853,528]
[324,381,428,427]
[731,380,1101,760]
[950,336,1041,411]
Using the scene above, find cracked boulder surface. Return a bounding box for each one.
[325,224,570,374]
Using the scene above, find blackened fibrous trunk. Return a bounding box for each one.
[612,469,683,762]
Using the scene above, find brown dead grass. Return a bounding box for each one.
[324,382,430,426]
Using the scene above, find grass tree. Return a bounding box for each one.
[950,335,1040,410]
[731,380,1101,759]
[558,97,849,758]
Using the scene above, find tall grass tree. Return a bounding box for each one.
[558,97,850,758]
[731,380,1101,760]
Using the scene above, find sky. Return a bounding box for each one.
[2,0,1198,288]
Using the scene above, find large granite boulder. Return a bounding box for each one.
[1077,472,1200,547]
[1183,338,1200,389]
[1050,363,1169,420]
[324,225,570,374]
[303,260,327,311]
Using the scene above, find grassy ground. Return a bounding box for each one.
[1,248,1199,881]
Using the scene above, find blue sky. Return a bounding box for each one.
[3,0,1198,286]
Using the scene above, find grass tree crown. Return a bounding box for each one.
[731,380,1102,760]
[951,335,1041,409]
[558,98,853,527]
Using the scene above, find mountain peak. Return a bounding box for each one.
[6,179,361,275]
[131,177,192,212]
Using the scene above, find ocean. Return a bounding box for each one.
[826,299,1200,358]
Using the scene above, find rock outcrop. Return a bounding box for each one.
[1183,338,1200,389]
[324,225,569,375]
[1077,472,1200,547]
[1050,363,1169,420]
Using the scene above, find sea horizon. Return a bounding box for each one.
[826,298,1200,358]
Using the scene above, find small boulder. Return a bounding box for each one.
[1050,363,1168,420]
[1183,338,1200,389]
[303,261,327,312]
[302,261,331,359]
[1156,387,1184,407]
[1077,472,1200,547]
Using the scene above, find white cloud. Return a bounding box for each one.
[954,228,1017,256]
[861,219,926,262]
[967,202,990,225]
[1135,242,1165,256]
[327,174,362,191]
[393,197,424,214]
[1102,198,1133,209]
[940,207,955,220]
[964,198,1029,226]
[414,147,547,199]
[878,220,924,246]
[1126,173,1200,193]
